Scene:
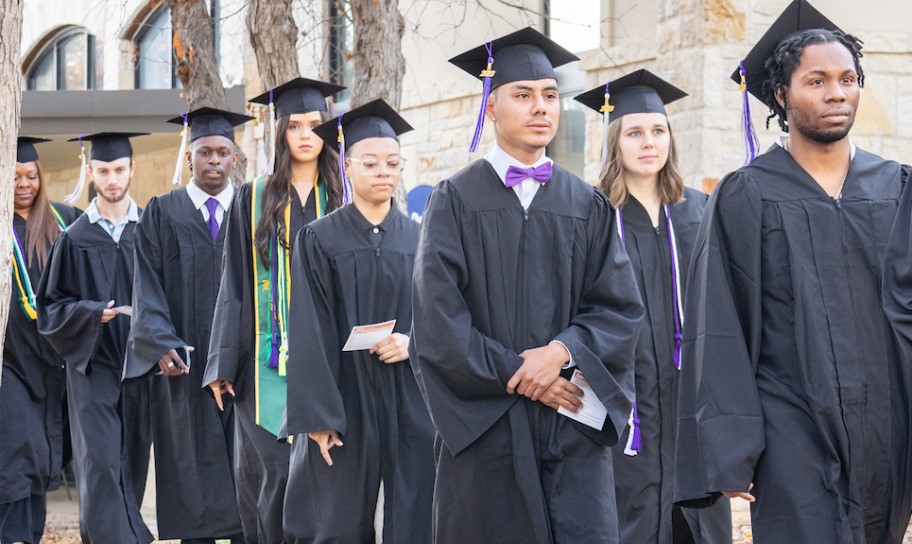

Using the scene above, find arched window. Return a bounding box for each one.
[26,27,101,90]
[131,1,220,90]
[134,4,178,89]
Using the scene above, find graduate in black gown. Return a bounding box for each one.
[0,137,80,544]
[575,72,731,544]
[125,108,253,543]
[411,27,644,544]
[204,78,344,543]
[283,99,435,543]
[37,132,154,544]
[673,2,912,542]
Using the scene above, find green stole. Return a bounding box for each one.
[251,175,329,436]
[11,204,68,320]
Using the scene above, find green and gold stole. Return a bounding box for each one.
[11,205,68,320]
[251,175,329,436]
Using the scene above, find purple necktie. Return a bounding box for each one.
[205,197,220,241]
[504,162,553,188]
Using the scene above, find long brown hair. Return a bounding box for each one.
[21,161,60,270]
[254,112,343,267]
[598,117,685,208]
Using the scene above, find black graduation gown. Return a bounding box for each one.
[613,189,731,544]
[674,145,912,544]
[1,206,79,510]
[37,213,153,544]
[205,182,319,544]
[410,160,644,544]
[283,203,435,543]
[124,187,243,540]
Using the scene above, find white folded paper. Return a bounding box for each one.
[342,320,396,352]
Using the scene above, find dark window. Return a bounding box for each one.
[328,0,354,104]
[27,28,101,90]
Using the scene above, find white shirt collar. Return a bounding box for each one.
[484,142,553,186]
[186,179,234,211]
[85,197,139,224]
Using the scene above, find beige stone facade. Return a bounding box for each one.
[19,0,912,208]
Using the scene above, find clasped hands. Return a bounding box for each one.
[506,343,583,413]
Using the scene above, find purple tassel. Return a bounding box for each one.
[673,332,683,370]
[739,60,760,165]
[469,41,495,153]
[268,236,281,369]
[666,204,683,370]
[337,114,350,204]
[630,404,642,452]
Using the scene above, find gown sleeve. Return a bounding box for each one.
[285,227,346,437]
[883,164,912,362]
[36,232,107,370]
[551,192,644,443]
[204,184,254,387]
[674,171,766,508]
[125,196,185,380]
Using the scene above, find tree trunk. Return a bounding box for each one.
[170,0,247,181]
[170,0,227,108]
[349,0,406,109]
[247,0,300,90]
[0,0,23,380]
[348,0,407,209]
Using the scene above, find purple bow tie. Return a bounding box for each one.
[504,162,553,188]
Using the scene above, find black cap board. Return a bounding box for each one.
[313,98,414,152]
[449,26,579,90]
[249,77,346,118]
[730,0,841,106]
[17,136,51,163]
[67,132,149,162]
[167,107,253,143]
[574,69,688,123]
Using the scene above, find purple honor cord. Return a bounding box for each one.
[617,204,685,455]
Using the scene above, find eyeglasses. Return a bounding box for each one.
[348,157,406,176]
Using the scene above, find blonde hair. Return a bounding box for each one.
[597,117,685,208]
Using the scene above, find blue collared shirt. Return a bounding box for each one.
[85,197,140,243]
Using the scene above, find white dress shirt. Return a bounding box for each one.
[186,179,234,227]
[485,143,554,210]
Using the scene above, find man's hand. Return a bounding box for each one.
[538,377,584,412]
[101,300,118,323]
[506,342,570,401]
[723,483,755,502]
[370,333,409,364]
[158,347,193,377]
[308,429,343,466]
[208,380,235,411]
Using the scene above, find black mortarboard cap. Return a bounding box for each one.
[313,99,413,205]
[313,98,414,152]
[249,77,345,118]
[167,107,253,143]
[731,0,841,106]
[17,136,51,163]
[67,132,148,162]
[731,0,841,165]
[449,27,578,152]
[574,69,688,123]
[449,26,578,89]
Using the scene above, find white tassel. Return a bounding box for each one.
[255,117,268,177]
[64,142,87,204]
[171,120,189,185]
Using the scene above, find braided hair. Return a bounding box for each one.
[761,29,865,133]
